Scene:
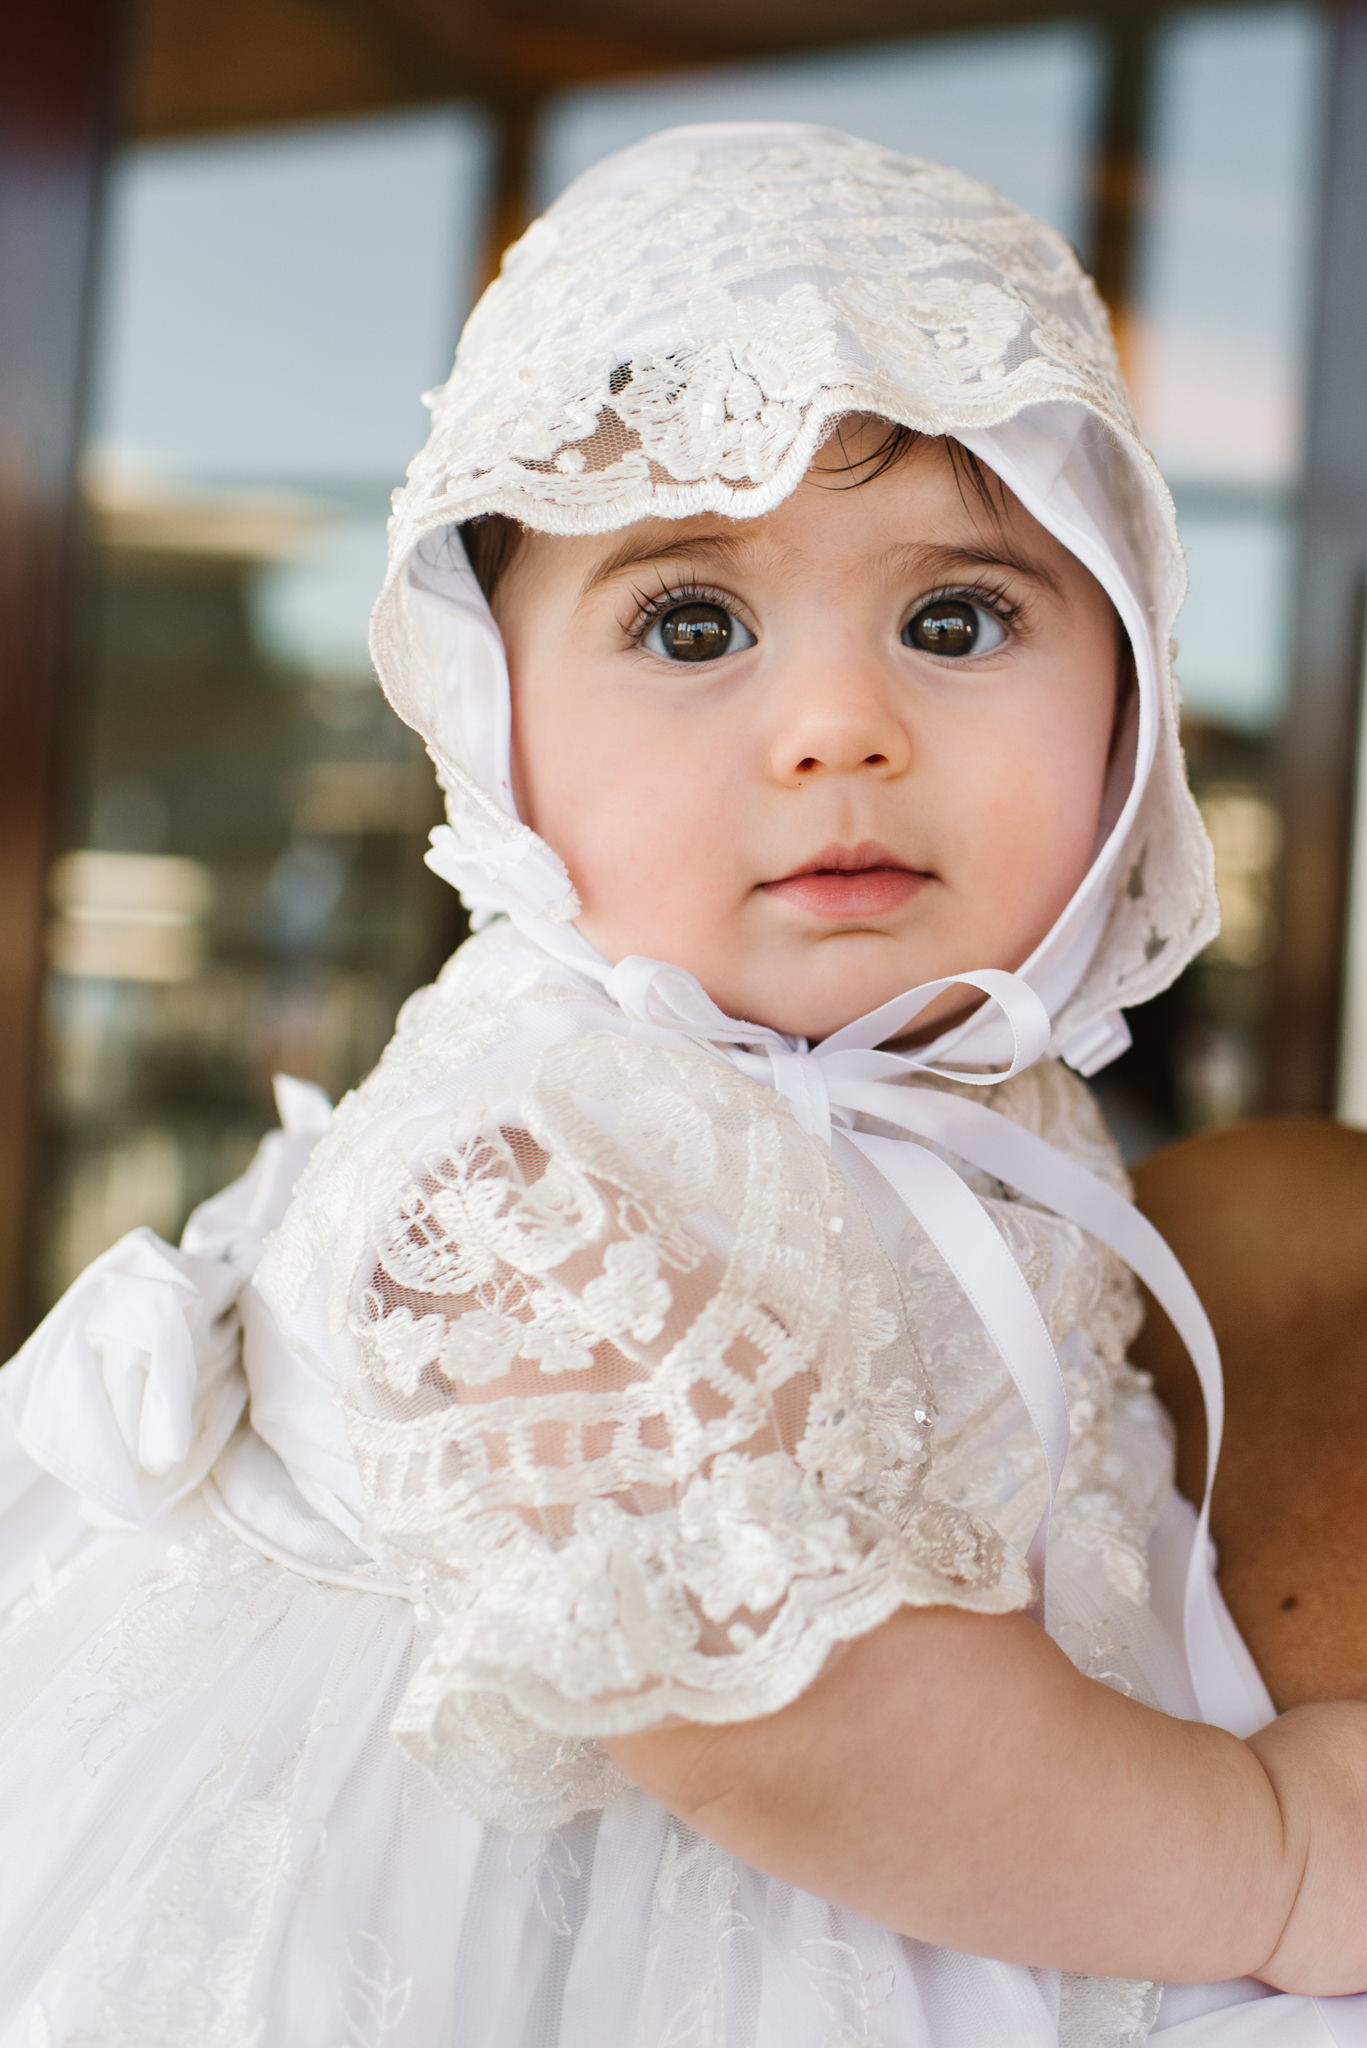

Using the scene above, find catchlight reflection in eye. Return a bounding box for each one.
[644,602,756,663]
[903,599,1006,658]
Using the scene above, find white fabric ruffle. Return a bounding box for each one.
[0,1459,1356,2046]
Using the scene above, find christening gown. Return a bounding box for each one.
[1,121,1365,2048]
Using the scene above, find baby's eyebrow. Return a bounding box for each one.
[580,529,749,596]
[883,539,1064,598]
[579,529,1065,599]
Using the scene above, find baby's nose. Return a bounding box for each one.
[768,664,910,783]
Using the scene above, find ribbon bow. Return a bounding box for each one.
[2,1077,331,1530]
[606,954,1249,1736]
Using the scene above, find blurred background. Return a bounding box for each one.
[3,0,1367,1346]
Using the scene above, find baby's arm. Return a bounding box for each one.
[605,1602,1367,1991]
[350,1061,1367,1984]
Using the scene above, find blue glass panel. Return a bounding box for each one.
[536,27,1103,249]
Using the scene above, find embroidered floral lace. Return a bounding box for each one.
[258,924,1171,1834]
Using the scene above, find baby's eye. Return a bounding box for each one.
[642,601,756,663]
[902,598,1007,659]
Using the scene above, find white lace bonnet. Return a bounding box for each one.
[368,121,1217,1074]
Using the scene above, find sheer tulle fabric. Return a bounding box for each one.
[248,925,1159,1826]
[0,1490,1200,2048]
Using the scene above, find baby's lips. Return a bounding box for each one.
[761,866,930,919]
[768,838,911,883]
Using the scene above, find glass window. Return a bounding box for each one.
[536,26,1104,247]
[1132,8,1323,499]
[41,109,491,1306]
[1117,4,1327,1133]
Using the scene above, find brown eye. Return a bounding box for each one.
[643,602,754,663]
[903,599,1005,659]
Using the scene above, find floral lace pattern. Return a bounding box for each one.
[1059,1969,1163,2048]
[13,1513,416,2048]
[404,147,1128,537]
[390,132,1136,545]
[257,924,1171,1835]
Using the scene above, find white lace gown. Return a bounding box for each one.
[0,923,1360,2048]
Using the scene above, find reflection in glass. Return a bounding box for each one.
[41,110,491,1309]
[1111,5,1326,1138]
[537,26,1103,247]
[1132,8,1323,492]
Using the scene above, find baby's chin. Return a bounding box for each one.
[701,925,1053,1041]
[576,909,1017,1041]
[744,989,988,1045]
[697,954,976,1043]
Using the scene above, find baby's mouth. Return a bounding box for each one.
[759,842,931,920]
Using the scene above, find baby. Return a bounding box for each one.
[2,122,1367,2048]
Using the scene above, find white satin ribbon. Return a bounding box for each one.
[0,1076,333,1534]
[2,1227,247,1529]
[604,953,1251,1733]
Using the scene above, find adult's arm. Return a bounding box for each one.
[1132,1117,1367,1707]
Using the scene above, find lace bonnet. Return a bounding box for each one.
[369,121,1217,1073]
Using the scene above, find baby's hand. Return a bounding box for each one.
[1245,1700,1367,1994]
[606,1605,1367,1990]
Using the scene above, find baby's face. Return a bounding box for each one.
[499,424,1124,1041]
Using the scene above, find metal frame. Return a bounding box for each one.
[1268,2,1367,1112]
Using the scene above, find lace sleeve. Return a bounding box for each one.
[342,1032,1032,1826]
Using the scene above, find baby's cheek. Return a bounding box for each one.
[565,795,717,959]
[958,760,1093,951]
[1016,772,1107,928]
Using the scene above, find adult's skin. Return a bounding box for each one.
[1131,1117,1367,1709]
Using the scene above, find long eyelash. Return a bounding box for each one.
[917,577,1025,634]
[624,577,741,642]
[620,574,1023,644]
